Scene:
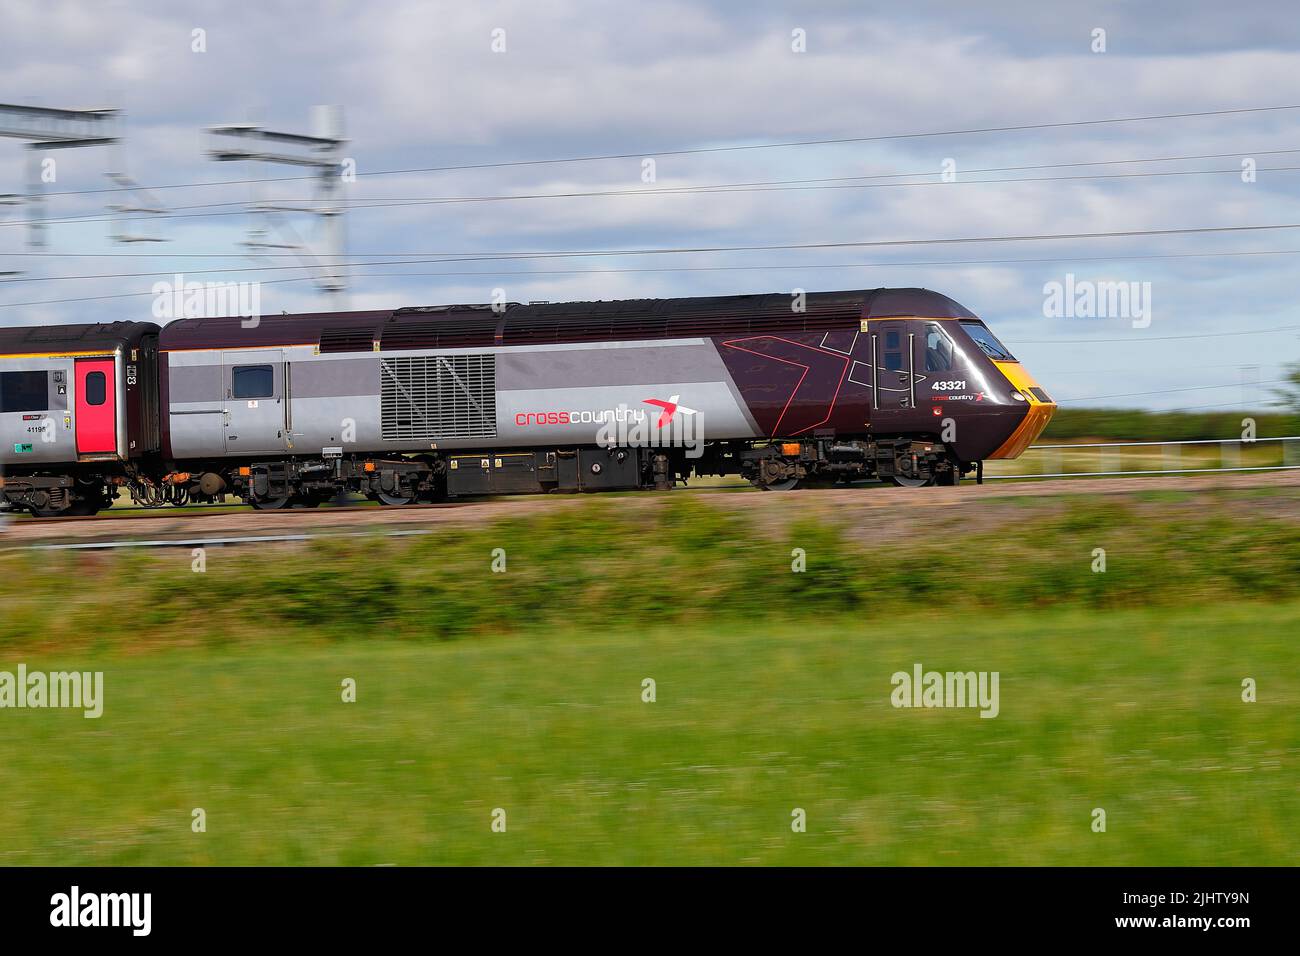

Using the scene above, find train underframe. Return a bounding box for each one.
[0,435,973,516]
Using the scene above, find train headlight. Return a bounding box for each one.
[1011,392,1027,402]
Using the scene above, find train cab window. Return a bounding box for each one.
[85,371,107,406]
[883,329,904,371]
[959,320,1015,361]
[231,364,274,399]
[0,370,48,413]
[925,324,955,372]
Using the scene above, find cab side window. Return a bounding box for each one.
[925,324,955,372]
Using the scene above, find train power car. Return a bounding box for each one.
[0,288,1055,516]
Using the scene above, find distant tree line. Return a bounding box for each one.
[1040,360,1300,441]
[1042,407,1299,441]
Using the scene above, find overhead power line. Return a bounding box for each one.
[5,220,1300,276]
[6,224,1300,287]
[24,103,1300,201]
[1066,379,1289,402]
[152,145,1300,209]
[9,161,1300,231]
[1014,323,1300,345]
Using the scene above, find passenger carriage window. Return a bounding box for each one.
[925,324,955,372]
[85,371,107,406]
[0,370,48,413]
[232,364,274,399]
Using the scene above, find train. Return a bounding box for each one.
[0,287,1055,516]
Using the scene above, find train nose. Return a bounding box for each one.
[985,363,1056,459]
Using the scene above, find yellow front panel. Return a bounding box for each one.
[987,362,1057,460]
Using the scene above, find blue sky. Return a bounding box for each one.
[1,0,1298,409]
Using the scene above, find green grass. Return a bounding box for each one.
[0,600,1295,865]
[1,491,1297,865]
[6,492,1300,648]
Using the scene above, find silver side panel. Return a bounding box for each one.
[164,338,759,459]
[0,355,77,467]
[166,349,226,459]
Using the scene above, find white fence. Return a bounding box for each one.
[983,436,1300,480]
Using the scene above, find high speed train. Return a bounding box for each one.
[0,288,1055,516]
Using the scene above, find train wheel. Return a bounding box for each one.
[890,475,935,488]
[375,489,417,506]
[250,494,292,510]
[753,477,800,492]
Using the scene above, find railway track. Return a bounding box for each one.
[6,435,1294,535]
[7,499,460,526]
[3,469,1297,552]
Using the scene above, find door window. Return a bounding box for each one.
[883,329,904,371]
[85,371,107,406]
[232,364,274,399]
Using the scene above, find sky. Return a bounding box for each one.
[1,0,1299,410]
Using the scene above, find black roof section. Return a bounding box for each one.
[159,309,394,351]
[859,288,975,319]
[156,289,975,352]
[0,320,159,356]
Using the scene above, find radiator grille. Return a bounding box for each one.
[380,354,497,441]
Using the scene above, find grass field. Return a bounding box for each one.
[1,489,1297,865]
[1,601,1295,865]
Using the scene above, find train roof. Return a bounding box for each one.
[0,320,159,356]
[156,288,976,352]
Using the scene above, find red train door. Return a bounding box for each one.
[74,358,117,454]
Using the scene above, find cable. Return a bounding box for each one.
[155,150,1300,210]
[1156,399,1291,411]
[1065,379,1289,402]
[1013,322,1300,344]
[9,163,1300,230]
[3,222,1300,280]
[8,146,1300,251]
[12,245,1300,262]
[25,103,1300,200]
[8,237,1300,290]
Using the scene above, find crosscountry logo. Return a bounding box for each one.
[643,395,698,428]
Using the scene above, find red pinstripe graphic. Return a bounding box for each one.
[721,335,851,436]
